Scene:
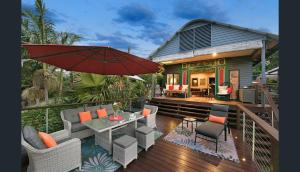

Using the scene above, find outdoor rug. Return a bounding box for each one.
[163,122,240,163]
[74,130,163,172]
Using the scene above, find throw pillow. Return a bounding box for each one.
[169,85,174,90]
[142,108,151,117]
[79,111,92,123]
[97,108,108,118]
[38,132,57,148]
[208,115,226,124]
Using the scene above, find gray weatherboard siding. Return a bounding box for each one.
[227,57,253,88]
[151,22,265,59]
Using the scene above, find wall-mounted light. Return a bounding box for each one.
[162,61,173,64]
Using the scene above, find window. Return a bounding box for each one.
[167,74,180,85]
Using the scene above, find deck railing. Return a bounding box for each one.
[253,83,279,129]
[237,104,279,172]
[21,97,141,133]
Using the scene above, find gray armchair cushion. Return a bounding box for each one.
[113,135,137,148]
[136,126,153,135]
[71,123,88,132]
[62,107,84,123]
[144,104,157,114]
[22,126,46,149]
[210,104,229,117]
[195,121,224,139]
[101,104,114,116]
[85,105,100,119]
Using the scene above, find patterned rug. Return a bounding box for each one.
[163,122,240,163]
[74,130,163,172]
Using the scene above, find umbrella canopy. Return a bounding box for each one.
[22,44,160,75]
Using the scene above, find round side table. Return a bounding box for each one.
[182,117,197,132]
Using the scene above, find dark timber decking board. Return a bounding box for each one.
[116,115,258,172]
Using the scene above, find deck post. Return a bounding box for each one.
[261,40,266,107]
[270,137,279,172]
[261,40,266,85]
[252,121,256,161]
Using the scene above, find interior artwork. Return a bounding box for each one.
[200,78,206,86]
[192,78,198,87]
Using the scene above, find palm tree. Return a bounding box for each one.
[55,32,81,101]
[22,0,56,106]
[22,0,57,133]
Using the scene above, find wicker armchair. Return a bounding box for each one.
[137,104,158,128]
[21,130,82,172]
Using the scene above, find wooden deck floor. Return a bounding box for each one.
[116,115,258,172]
[153,96,241,106]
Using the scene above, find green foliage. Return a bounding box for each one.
[21,105,80,133]
[253,50,279,78]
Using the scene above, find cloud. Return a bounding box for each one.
[114,3,171,45]
[22,3,67,24]
[173,0,229,22]
[94,33,137,50]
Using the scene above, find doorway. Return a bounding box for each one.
[190,72,215,97]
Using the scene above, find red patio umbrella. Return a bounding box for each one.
[22,44,160,75]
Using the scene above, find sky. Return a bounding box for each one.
[22,0,278,58]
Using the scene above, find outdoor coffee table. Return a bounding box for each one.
[83,112,143,155]
[182,117,197,132]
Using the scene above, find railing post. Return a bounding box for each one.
[45,108,49,133]
[129,99,132,112]
[270,137,279,172]
[271,111,274,127]
[252,121,256,161]
[261,91,265,107]
[243,112,245,142]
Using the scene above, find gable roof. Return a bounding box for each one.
[149,18,278,58]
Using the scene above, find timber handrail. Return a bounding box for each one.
[21,97,140,111]
[254,83,279,122]
[237,104,279,141]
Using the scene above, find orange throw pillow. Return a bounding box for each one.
[179,85,183,90]
[208,115,226,124]
[169,85,174,90]
[38,132,57,148]
[142,108,151,117]
[97,108,108,118]
[79,111,92,123]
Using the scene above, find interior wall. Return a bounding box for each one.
[190,72,215,88]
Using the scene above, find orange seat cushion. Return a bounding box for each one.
[208,115,226,124]
[169,85,174,90]
[79,111,92,123]
[38,132,57,148]
[97,108,108,118]
[142,108,151,117]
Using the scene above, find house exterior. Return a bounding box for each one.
[150,19,278,100]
